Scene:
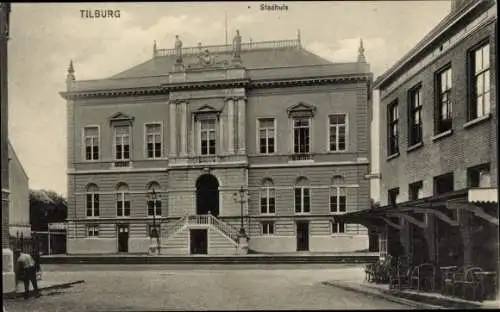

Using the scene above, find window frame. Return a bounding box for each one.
[199,118,217,156]
[116,184,131,217]
[407,84,423,147]
[327,113,348,152]
[82,125,100,161]
[294,179,311,214]
[330,177,347,214]
[261,221,275,235]
[433,172,454,196]
[113,125,131,161]
[434,65,453,134]
[408,181,423,201]
[86,225,99,238]
[468,40,491,121]
[144,122,163,159]
[259,179,276,215]
[85,184,100,218]
[292,117,311,155]
[256,117,277,155]
[387,100,399,156]
[388,187,400,207]
[467,163,491,188]
[331,221,345,234]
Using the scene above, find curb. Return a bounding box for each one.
[322,281,444,309]
[3,280,85,300]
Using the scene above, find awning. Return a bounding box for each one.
[333,208,401,229]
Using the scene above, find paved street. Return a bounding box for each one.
[4,264,412,311]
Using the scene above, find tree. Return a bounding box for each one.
[29,189,67,231]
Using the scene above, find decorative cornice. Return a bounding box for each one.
[60,74,371,100]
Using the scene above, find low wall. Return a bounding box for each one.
[67,238,117,254]
[309,235,369,252]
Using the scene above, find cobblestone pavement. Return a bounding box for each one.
[4,265,411,311]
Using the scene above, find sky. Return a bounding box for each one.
[7,1,451,197]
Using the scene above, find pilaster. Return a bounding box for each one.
[180,101,188,157]
[190,113,195,156]
[169,101,177,157]
[227,98,235,154]
[237,97,246,154]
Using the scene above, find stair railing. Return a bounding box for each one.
[208,215,240,243]
[163,215,188,239]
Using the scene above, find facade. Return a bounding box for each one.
[340,0,498,276]
[61,31,373,255]
[1,2,11,249]
[8,141,31,237]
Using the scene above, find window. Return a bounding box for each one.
[294,177,310,213]
[293,117,310,154]
[387,101,399,156]
[147,182,162,217]
[388,188,399,207]
[84,127,99,160]
[85,184,99,217]
[409,181,423,201]
[467,163,491,188]
[433,172,454,195]
[329,114,347,152]
[331,221,345,234]
[435,66,453,133]
[200,119,216,155]
[147,224,161,238]
[86,225,99,237]
[116,183,131,217]
[262,222,275,235]
[114,126,130,160]
[145,124,162,159]
[408,86,423,146]
[260,179,276,214]
[469,42,490,120]
[330,176,347,213]
[258,118,275,154]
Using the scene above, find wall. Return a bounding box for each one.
[379,20,497,205]
[8,143,30,237]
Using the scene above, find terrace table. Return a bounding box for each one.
[474,271,497,301]
[440,266,457,295]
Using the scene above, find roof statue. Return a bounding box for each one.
[153,40,157,58]
[297,29,301,48]
[357,38,366,63]
[66,60,75,90]
[174,35,183,64]
[201,49,213,66]
[232,29,242,63]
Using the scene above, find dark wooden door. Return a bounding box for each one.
[296,221,309,251]
[117,225,129,252]
[190,229,208,255]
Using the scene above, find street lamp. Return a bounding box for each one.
[147,187,161,254]
[233,186,248,237]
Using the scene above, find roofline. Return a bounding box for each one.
[374,0,484,89]
[7,140,29,181]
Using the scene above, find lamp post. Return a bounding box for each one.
[233,186,248,236]
[147,188,161,254]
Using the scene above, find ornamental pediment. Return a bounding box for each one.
[109,112,135,126]
[287,102,317,118]
[193,105,221,121]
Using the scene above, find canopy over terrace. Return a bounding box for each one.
[336,188,499,269]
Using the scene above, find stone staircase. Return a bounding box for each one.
[159,215,242,255]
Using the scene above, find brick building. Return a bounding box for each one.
[1,3,11,250]
[339,0,498,275]
[60,31,373,255]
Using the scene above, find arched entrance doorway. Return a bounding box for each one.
[196,174,219,216]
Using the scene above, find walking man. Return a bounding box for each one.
[14,249,41,299]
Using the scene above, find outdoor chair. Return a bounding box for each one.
[410,263,436,291]
[365,263,375,282]
[448,265,475,298]
[389,261,412,290]
[458,267,483,301]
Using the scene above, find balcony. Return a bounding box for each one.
[168,154,248,167]
[112,160,131,168]
[289,153,313,162]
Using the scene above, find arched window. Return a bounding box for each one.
[147,182,162,217]
[116,183,130,217]
[330,175,347,213]
[294,177,310,213]
[260,178,275,214]
[85,184,99,217]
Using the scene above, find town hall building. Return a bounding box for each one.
[60,30,374,255]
